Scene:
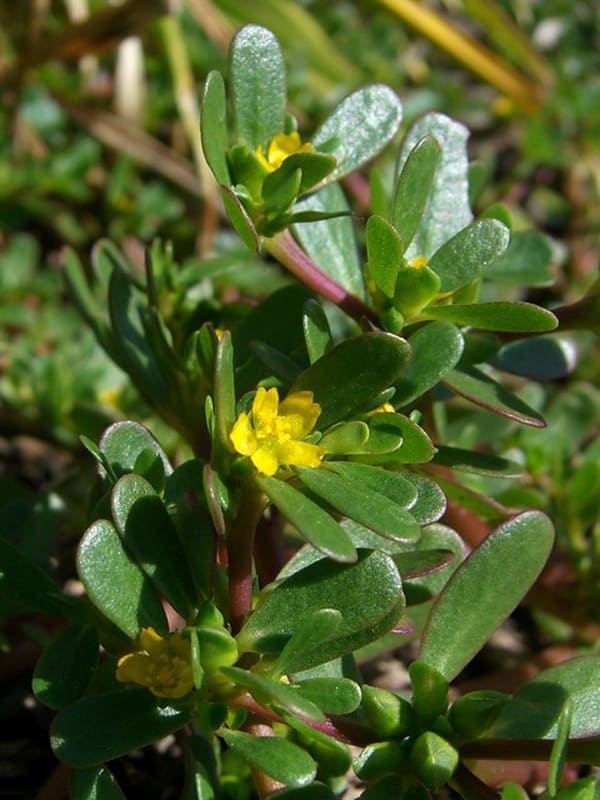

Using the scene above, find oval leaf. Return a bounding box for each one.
[290,333,411,428]
[51,688,191,767]
[426,301,558,333]
[392,134,442,250]
[257,475,357,563]
[70,766,126,800]
[221,730,316,787]
[77,520,168,639]
[99,421,172,480]
[293,677,362,716]
[201,70,230,185]
[366,215,403,298]
[230,25,286,150]
[33,625,98,710]
[313,85,402,180]
[419,511,554,680]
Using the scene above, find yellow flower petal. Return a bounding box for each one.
[139,626,165,656]
[116,629,194,699]
[251,446,280,476]
[252,386,279,432]
[230,413,257,456]
[116,652,151,687]
[275,440,326,469]
[279,391,322,437]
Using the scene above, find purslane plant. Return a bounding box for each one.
[3,22,600,800]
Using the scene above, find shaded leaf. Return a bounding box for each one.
[221,730,316,787]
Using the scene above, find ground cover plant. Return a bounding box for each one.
[2,3,600,799]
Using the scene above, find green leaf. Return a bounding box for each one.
[214,330,237,451]
[403,474,447,525]
[290,333,411,428]
[201,71,230,185]
[484,230,554,287]
[70,765,126,800]
[263,167,302,215]
[358,413,435,464]
[393,321,464,407]
[238,551,405,671]
[111,475,197,619]
[432,446,523,477]
[270,609,344,678]
[33,625,98,710]
[428,219,510,294]
[426,301,558,332]
[51,688,191,767]
[366,215,403,298]
[77,520,168,639]
[313,85,402,180]
[221,730,316,787]
[220,186,259,253]
[275,706,352,776]
[398,113,472,260]
[397,523,464,605]
[184,735,219,800]
[302,299,332,364]
[293,677,362,715]
[409,732,458,792]
[443,366,546,428]
[392,135,442,250]
[0,536,81,620]
[220,666,324,721]
[257,475,357,563]
[325,462,418,508]
[265,152,337,198]
[294,466,421,542]
[354,740,409,781]
[294,184,365,299]
[361,685,415,740]
[548,699,572,797]
[268,783,335,800]
[490,656,600,740]
[99,421,172,480]
[419,511,554,680]
[409,661,448,721]
[501,784,529,800]
[318,421,370,454]
[230,25,286,150]
[493,336,575,380]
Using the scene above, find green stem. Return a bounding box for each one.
[227,482,265,634]
[266,230,377,324]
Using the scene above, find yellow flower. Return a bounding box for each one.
[116,627,194,699]
[367,401,396,415]
[230,387,325,476]
[256,132,314,173]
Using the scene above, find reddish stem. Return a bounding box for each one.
[227,484,265,634]
[266,230,377,324]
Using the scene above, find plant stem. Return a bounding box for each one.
[227,482,265,634]
[266,230,378,324]
[451,762,501,800]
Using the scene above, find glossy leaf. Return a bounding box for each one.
[201,70,230,185]
[230,25,286,150]
[220,666,324,721]
[51,688,191,766]
[290,333,411,428]
[293,677,362,715]
[221,730,316,787]
[312,85,402,181]
[398,523,464,605]
[111,474,197,618]
[393,321,464,408]
[403,474,447,526]
[443,366,546,428]
[33,625,98,710]
[99,421,172,480]
[257,475,357,563]
[319,422,370,454]
[294,184,365,299]
[77,519,168,639]
[269,784,335,800]
[270,609,344,677]
[325,462,417,508]
[70,765,126,800]
[276,706,352,776]
[294,466,421,542]
[490,656,600,740]
[214,330,237,451]
[302,299,332,364]
[358,413,435,464]
[428,219,510,294]
[392,135,442,250]
[366,215,403,298]
[548,699,572,797]
[419,511,554,680]
[397,113,472,260]
[493,336,576,380]
[426,301,557,333]
[238,551,405,672]
[220,186,259,253]
[432,446,523,477]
